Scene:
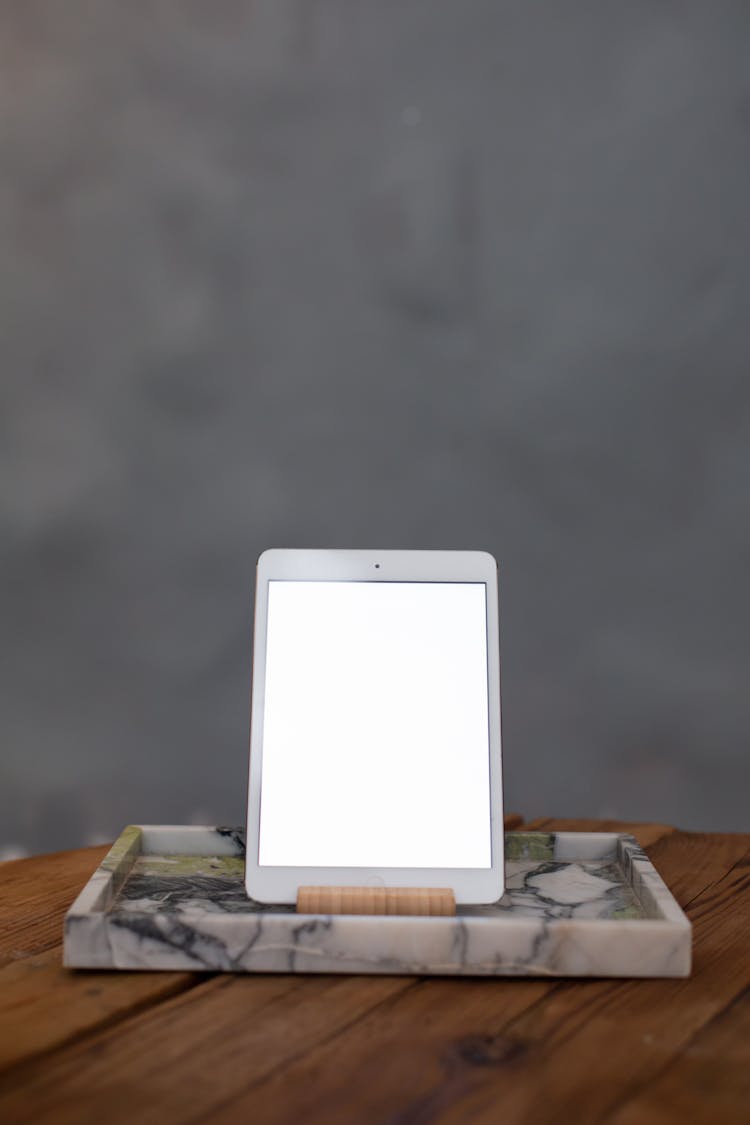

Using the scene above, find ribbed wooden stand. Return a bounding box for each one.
[296,886,456,916]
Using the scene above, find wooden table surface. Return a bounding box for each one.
[1,817,748,1124]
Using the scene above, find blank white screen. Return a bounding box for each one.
[258,581,491,869]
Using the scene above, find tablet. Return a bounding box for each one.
[245,549,504,905]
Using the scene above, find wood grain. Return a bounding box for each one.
[0,972,410,1123]
[0,845,108,967]
[0,818,746,1125]
[0,948,197,1075]
[609,982,750,1125]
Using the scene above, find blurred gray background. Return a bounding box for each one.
[2,0,749,857]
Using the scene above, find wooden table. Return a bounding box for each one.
[1,818,748,1124]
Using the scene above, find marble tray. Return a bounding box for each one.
[64,826,691,978]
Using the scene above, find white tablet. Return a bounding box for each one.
[245,549,504,905]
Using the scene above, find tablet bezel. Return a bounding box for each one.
[245,548,504,905]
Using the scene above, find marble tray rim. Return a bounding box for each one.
[63,825,692,977]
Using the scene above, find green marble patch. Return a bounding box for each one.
[101,824,143,871]
[612,905,642,920]
[133,854,245,879]
[504,832,554,861]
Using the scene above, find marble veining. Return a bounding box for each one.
[64,827,691,977]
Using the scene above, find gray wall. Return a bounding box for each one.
[2,1,749,856]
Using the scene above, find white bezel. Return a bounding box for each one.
[245,548,504,906]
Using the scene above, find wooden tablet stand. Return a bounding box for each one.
[296,886,456,916]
